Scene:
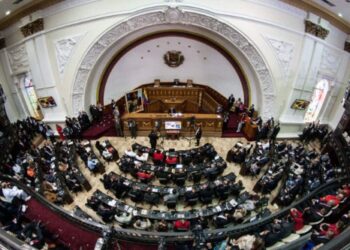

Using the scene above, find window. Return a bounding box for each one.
[304,79,330,123]
[17,74,43,120]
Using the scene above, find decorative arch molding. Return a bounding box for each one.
[72,6,276,119]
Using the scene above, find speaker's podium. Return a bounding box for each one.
[165,121,181,139]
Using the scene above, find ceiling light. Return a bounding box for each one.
[5,10,11,16]
[338,13,343,17]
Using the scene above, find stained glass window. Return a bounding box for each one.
[304,79,329,123]
[21,75,43,120]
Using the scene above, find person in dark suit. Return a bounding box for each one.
[269,122,281,144]
[128,120,137,139]
[168,107,176,114]
[195,124,202,146]
[148,128,159,149]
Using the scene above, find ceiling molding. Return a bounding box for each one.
[281,0,350,33]
[0,0,63,31]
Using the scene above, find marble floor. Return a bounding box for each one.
[61,136,321,226]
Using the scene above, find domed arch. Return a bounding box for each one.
[72,6,276,119]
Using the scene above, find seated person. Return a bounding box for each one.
[172,168,186,185]
[339,184,350,197]
[199,184,214,204]
[233,207,247,222]
[102,149,113,161]
[165,155,178,165]
[153,150,164,164]
[230,234,264,250]
[58,161,69,172]
[215,181,230,200]
[188,169,202,183]
[156,219,169,232]
[115,211,133,227]
[320,193,343,207]
[135,150,148,162]
[133,218,152,230]
[290,208,304,231]
[163,189,179,204]
[128,187,144,203]
[87,156,99,171]
[125,148,136,158]
[174,219,190,231]
[136,171,153,182]
[20,221,45,249]
[214,213,230,228]
[184,188,199,206]
[97,204,115,222]
[144,187,160,206]
[1,182,30,203]
[156,167,172,184]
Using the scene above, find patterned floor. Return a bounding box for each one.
[62,136,320,227]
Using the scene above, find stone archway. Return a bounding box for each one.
[72,6,275,119]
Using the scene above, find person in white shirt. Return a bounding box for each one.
[125,148,136,158]
[133,218,151,230]
[115,212,133,227]
[102,149,112,160]
[1,182,30,203]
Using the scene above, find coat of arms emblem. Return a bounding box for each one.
[164,50,184,67]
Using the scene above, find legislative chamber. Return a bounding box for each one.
[0,1,350,250]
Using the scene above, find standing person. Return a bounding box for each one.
[128,119,137,139]
[269,122,281,144]
[236,113,247,133]
[223,112,229,130]
[114,116,123,137]
[111,99,117,111]
[148,128,159,149]
[228,94,235,111]
[195,124,202,146]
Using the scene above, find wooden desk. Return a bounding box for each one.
[243,121,258,140]
[121,113,222,137]
[166,130,180,139]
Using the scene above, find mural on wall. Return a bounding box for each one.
[38,96,57,108]
[164,50,184,67]
[125,89,144,113]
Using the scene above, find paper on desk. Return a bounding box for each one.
[186,187,192,191]
[229,199,238,207]
[177,214,185,219]
[108,200,117,207]
[152,188,158,193]
[133,210,138,216]
[141,209,148,215]
[215,205,222,212]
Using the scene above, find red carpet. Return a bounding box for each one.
[82,113,116,139]
[25,199,100,250]
[222,112,243,138]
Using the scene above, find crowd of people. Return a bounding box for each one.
[0,90,346,250]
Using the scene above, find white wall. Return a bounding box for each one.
[104,36,245,104]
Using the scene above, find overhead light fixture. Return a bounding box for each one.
[5,10,11,16]
[338,13,343,17]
